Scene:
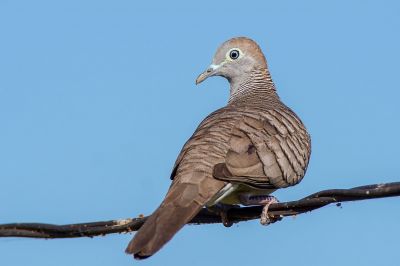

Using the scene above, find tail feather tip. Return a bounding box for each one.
[134,253,151,260]
[125,246,152,260]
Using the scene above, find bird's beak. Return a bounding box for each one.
[195,64,219,85]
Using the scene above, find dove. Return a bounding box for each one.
[125,37,311,259]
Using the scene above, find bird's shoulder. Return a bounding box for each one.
[169,106,239,180]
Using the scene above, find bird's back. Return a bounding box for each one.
[173,94,311,189]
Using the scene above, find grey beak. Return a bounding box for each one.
[195,67,214,85]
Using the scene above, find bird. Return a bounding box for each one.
[125,37,311,259]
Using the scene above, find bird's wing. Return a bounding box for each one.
[169,107,230,181]
[214,111,310,189]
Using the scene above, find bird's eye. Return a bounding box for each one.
[229,49,240,60]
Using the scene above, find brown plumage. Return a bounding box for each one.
[125,37,311,259]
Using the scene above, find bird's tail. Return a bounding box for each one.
[125,172,224,259]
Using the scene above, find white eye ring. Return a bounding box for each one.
[226,48,243,61]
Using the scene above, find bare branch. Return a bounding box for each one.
[1,182,399,239]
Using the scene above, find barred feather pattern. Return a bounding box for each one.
[173,67,311,189]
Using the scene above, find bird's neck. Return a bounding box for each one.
[228,68,280,105]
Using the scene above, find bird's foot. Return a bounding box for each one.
[239,194,281,225]
[260,196,280,225]
[207,203,239,227]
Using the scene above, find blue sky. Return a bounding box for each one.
[1,0,399,265]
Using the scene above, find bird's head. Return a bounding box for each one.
[196,37,268,85]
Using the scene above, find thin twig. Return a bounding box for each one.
[1,182,399,238]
